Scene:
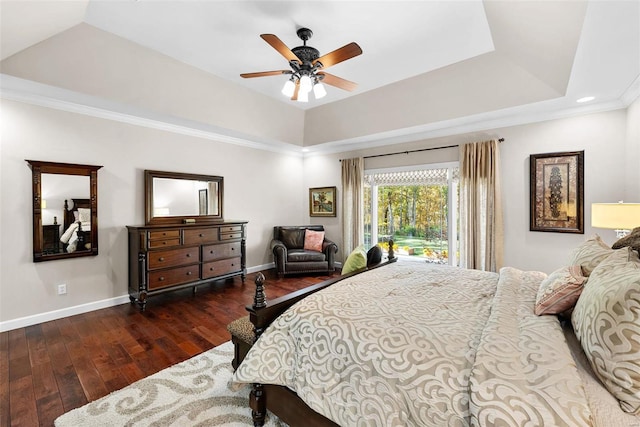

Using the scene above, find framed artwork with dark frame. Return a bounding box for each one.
[530,150,584,233]
[198,189,208,215]
[309,186,337,217]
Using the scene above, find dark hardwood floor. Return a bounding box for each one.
[0,269,340,427]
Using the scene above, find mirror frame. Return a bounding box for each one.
[27,160,102,262]
[145,170,224,225]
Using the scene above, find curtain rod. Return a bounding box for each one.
[339,138,504,162]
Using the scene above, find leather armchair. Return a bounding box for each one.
[271,225,338,277]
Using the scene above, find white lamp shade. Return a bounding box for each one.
[299,75,312,93]
[281,80,295,97]
[591,203,640,230]
[313,82,327,99]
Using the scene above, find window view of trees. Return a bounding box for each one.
[364,165,459,265]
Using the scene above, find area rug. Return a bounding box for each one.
[55,341,286,426]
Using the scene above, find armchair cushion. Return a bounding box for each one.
[304,229,325,252]
[280,228,305,249]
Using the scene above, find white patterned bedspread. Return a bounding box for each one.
[233,262,593,426]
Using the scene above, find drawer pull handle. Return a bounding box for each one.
[231,247,235,251]
[159,277,165,281]
[186,253,191,257]
[187,271,192,276]
[210,250,214,254]
[159,257,165,261]
[162,241,167,245]
[199,233,204,237]
[209,267,215,271]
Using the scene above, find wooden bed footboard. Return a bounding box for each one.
[246,242,396,426]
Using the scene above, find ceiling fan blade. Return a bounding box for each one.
[240,70,291,78]
[291,80,300,101]
[260,34,301,63]
[318,72,358,91]
[313,42,362,68]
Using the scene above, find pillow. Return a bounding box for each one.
[73,211,79,222]
[612,226,640,253]
[303,229,325,252]
[341,245,366,275]
[78,208,91,223]
[366,245,383,267]
[534,265,586,315]
[572,247,640,414]
[567,234,613,276]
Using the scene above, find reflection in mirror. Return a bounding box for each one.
[42,174,91,255]
[27,160,102,262]
[152,178,219,217]
[145,170,223,225]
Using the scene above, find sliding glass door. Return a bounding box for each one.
[364,162,459,265]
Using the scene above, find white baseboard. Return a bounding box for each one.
[0,264,275,333]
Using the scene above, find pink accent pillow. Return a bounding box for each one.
[303,229,325,252]
[534,265,587,315]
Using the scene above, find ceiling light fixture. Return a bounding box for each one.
[241,28,362,103]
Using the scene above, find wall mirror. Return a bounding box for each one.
[27,160,102,262]
[145,170,224,225]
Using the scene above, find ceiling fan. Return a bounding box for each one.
[240,28,362,102]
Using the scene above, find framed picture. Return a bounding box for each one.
[198,189,208,215]
[309,186,337,217]
[530,150,584,233]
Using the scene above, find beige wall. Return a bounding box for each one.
[0,99,305,329]
[304,108,630,273]
[626,96,640,201]
[0,97,636,331]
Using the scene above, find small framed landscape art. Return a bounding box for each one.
[530,150,584,233]
[309,186,337,217]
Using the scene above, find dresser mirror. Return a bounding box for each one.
[27,160,102,262]
[145,170,224,225]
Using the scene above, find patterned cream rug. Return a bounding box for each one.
[55,341,286,427]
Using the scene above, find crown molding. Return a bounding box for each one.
[0,74,304,157]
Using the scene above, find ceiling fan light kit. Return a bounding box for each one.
[241,27,362,103]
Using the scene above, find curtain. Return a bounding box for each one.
[341,157,364,259]
[459,139,503,271]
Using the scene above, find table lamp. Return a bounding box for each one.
[591,201,640,239]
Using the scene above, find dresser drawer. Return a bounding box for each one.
[202,257,242,279]
[148,265,199,290]
[220,231,243,241]
[202,242,241,262]
[220,225,243,233]
[148,230,180,240]
[148,238,181,249]
[183,228,219,245]
[148,246,199,270]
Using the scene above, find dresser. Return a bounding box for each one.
[42,224,60,254]
[127,221,247,310]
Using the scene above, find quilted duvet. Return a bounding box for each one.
[233,262,592,426]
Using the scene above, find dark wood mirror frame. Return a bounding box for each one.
[27,160,102,262]
[145,170,224,225]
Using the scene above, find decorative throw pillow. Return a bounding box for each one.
[78,208,91,223]
[341,245,366,275]
[567,234,613,276]
[303,229,325,252]
[534,265,586,315]
[612,226,640,253]
[572,247,640,414]
[366,245,383,267]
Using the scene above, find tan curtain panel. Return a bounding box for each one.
[459,140,503,271]
[341,157,364,259]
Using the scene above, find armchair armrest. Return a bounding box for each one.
[270,239,287,273]
[322,239,338,269]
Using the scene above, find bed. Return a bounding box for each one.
[232,236,640,427]
[60,198,92,253]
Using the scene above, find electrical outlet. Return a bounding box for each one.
[57,284,67,295]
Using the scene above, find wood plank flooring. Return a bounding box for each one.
[1,269,340,427]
